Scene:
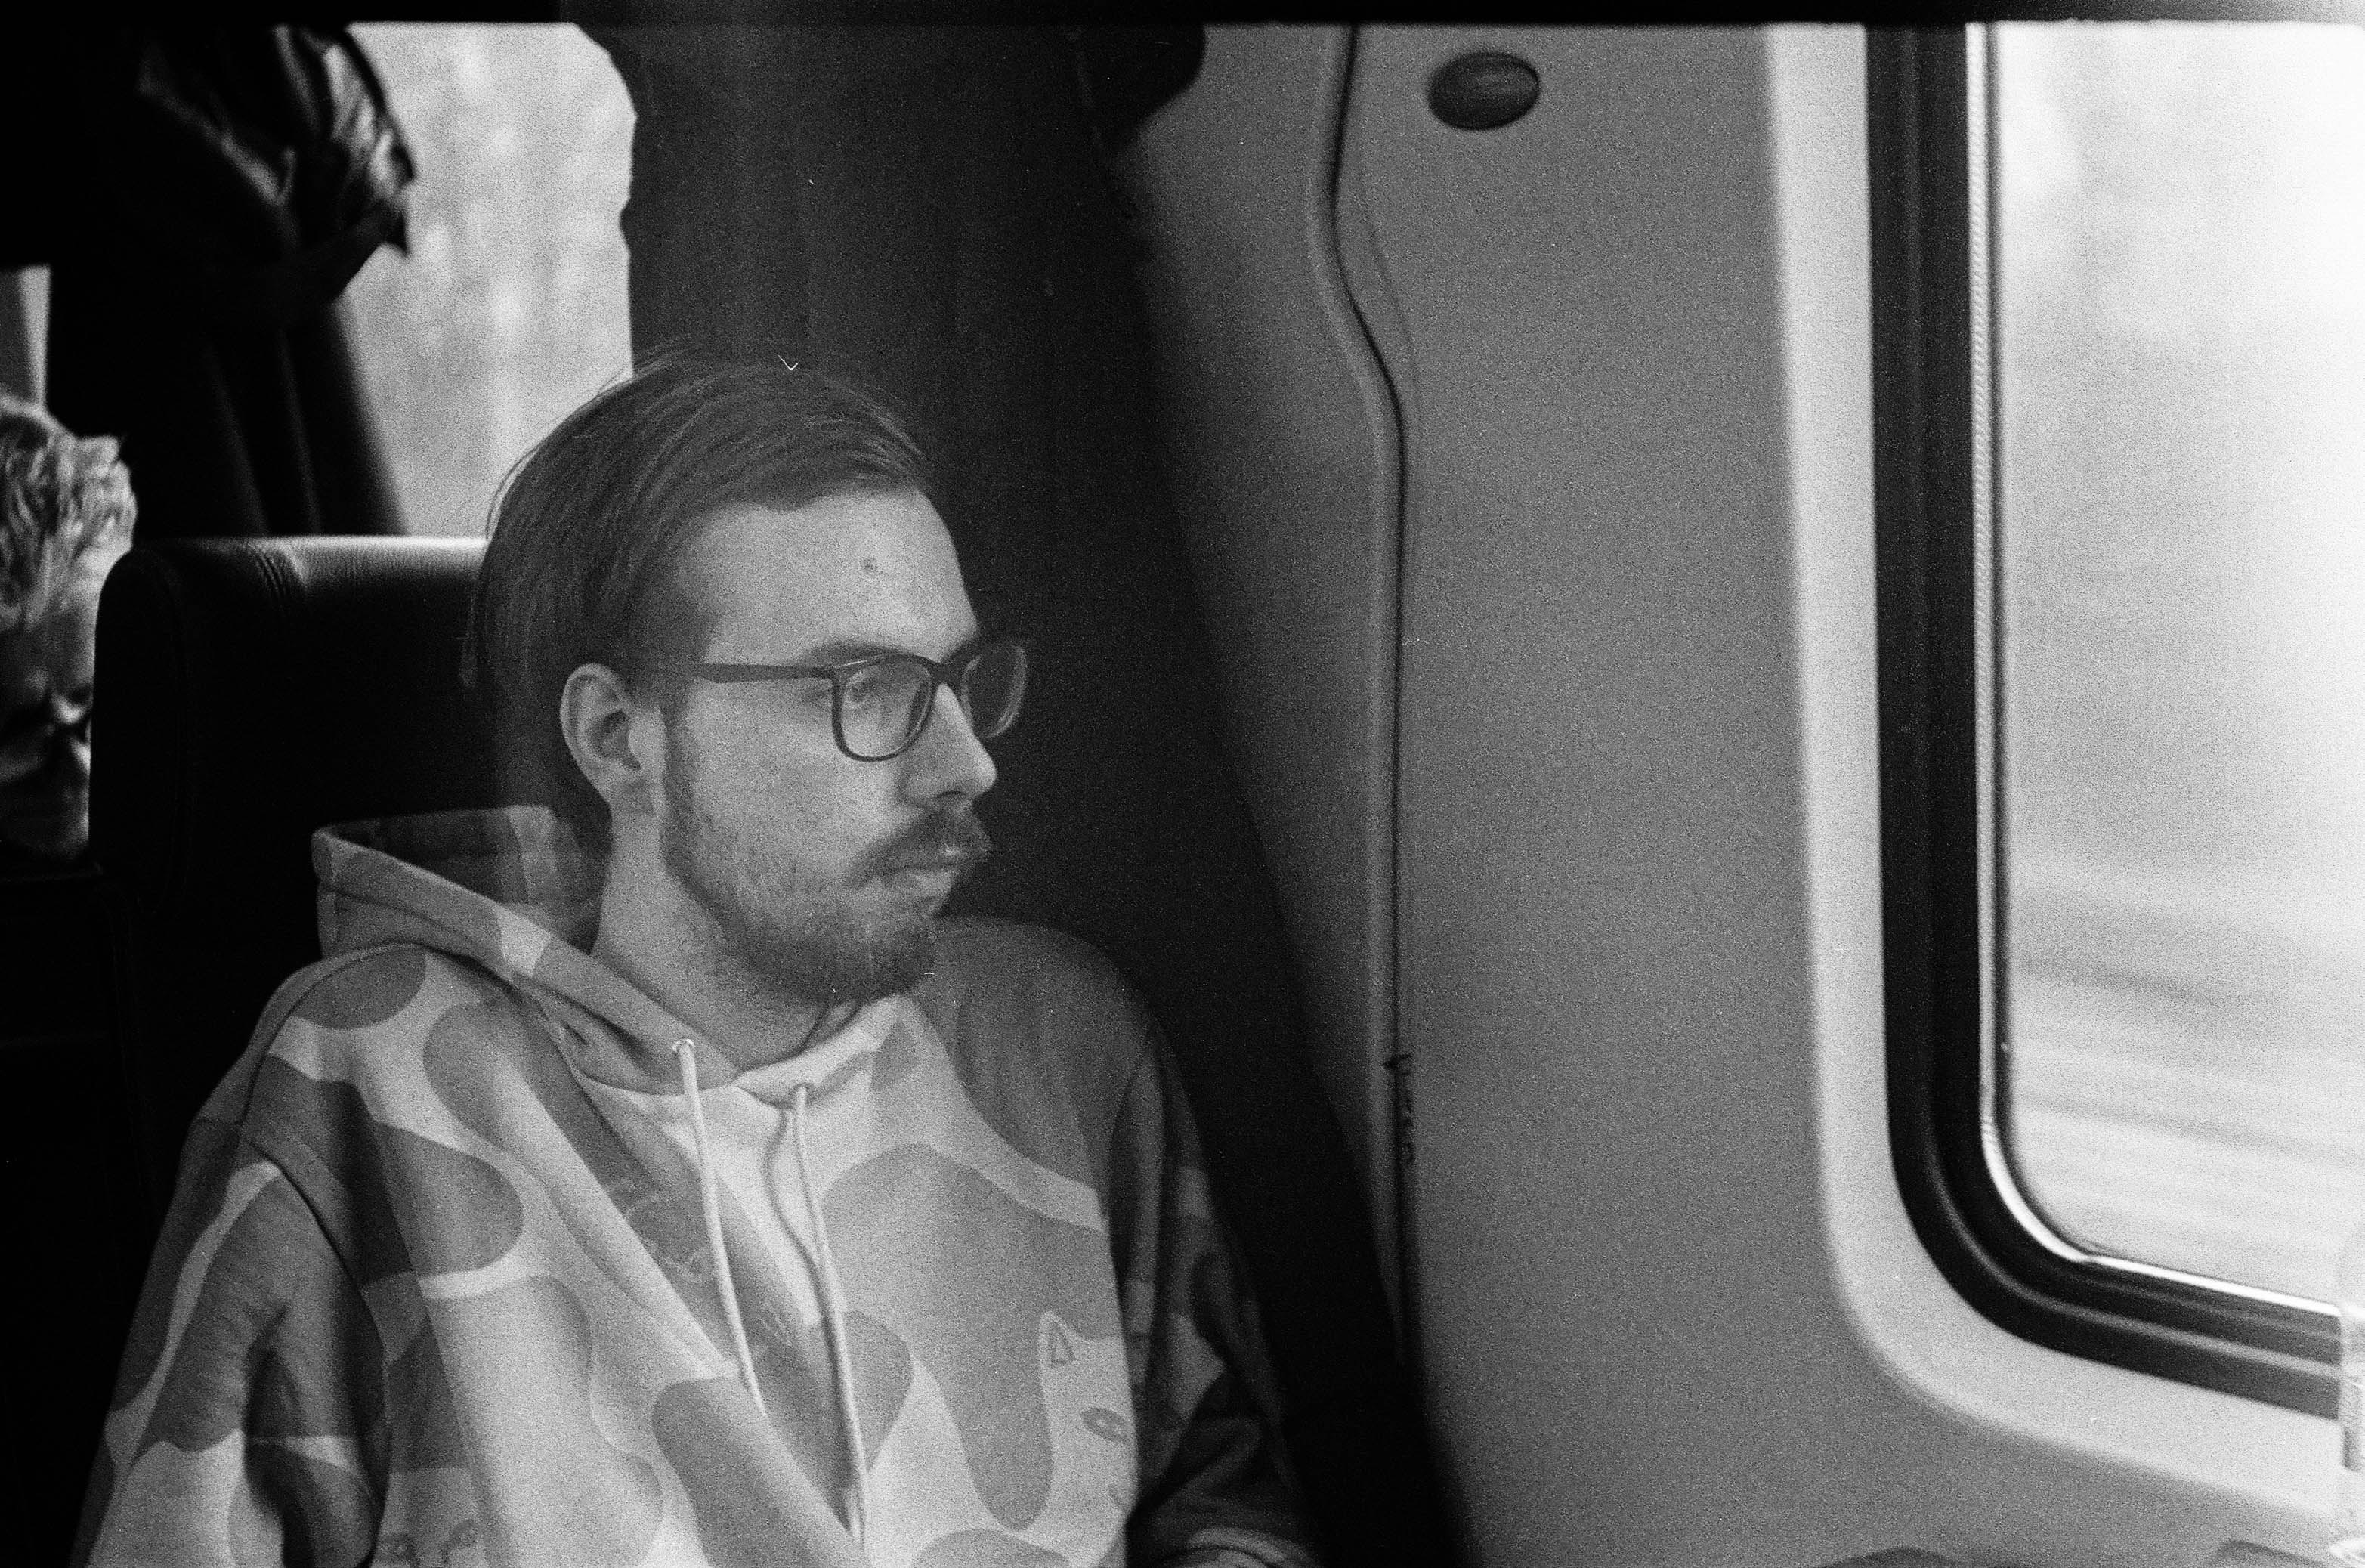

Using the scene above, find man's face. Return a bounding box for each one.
[0,587,99,864]
[651,490,997,1005]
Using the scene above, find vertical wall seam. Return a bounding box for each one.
[1308,22,1420,1365]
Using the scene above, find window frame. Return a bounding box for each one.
[1868,23,2340,1418]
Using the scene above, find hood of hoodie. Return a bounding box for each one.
[312,804,790,1095]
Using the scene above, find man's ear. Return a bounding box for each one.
[559,663,664,819]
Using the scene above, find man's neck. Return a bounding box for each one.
[591,856,858,1073]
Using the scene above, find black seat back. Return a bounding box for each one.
[92,537,495,1221]
[0,865,139,1567]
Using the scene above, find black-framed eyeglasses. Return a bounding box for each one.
[666,639,1029,762]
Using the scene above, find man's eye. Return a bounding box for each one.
[839,668,890,711]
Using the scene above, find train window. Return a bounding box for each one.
[342,24,632,535]
[1873,25,2364,1414]
[1994,24,2365,1313]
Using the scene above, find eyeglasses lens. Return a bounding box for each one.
[837,644,1028,760]
[835,663,927,760]
[959,643,1027,741]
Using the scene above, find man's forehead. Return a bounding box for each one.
[679,490,975,654]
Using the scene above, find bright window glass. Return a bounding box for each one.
[1997,23,2365,1304]
[343,24,633,536]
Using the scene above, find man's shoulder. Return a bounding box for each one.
[272,942,506,1029]
[931,914,1122,985]
[206,943,521,1118]
[925,917,1148,1031]
[915,917,1160,1084]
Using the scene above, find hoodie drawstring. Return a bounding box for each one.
[794,1081,871,1551]
[670,1039,870,1551]
[672,1039,768,1418]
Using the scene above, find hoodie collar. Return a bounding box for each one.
[310,805,893,1094]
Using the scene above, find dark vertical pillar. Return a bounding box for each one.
[590,23,1448,1564]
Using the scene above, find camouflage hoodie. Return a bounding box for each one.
[76,806,1321,1568]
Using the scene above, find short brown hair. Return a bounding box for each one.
[465,354,932,846]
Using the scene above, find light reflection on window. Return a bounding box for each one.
[1997,23,2365,1303]
[344,23,633,536]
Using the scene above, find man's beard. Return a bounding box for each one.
[657,736,991,1007]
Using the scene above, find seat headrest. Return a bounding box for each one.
[92,537,500,914]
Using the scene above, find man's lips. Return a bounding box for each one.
[870,812,993,881]
[880,849,983,895]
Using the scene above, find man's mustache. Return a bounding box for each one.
[864,807,993,881]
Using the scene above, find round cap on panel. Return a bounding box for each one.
[1427,51,1541,131]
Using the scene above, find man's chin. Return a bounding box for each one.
[811,920,939,1004]
[725,893,943,1007]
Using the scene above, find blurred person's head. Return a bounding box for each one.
[0,394,137,866]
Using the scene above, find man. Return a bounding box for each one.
[76,359,1321,1567]
[0,392,135,870]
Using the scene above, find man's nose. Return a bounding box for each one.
[904,680,998,802]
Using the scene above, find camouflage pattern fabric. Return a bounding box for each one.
[73,806,1321,1568]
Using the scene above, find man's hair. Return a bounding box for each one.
[465,354,935,847]
[0,394,138,636]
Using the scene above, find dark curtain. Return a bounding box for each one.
[592,25,1448,1565]
[0,27,410,539]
